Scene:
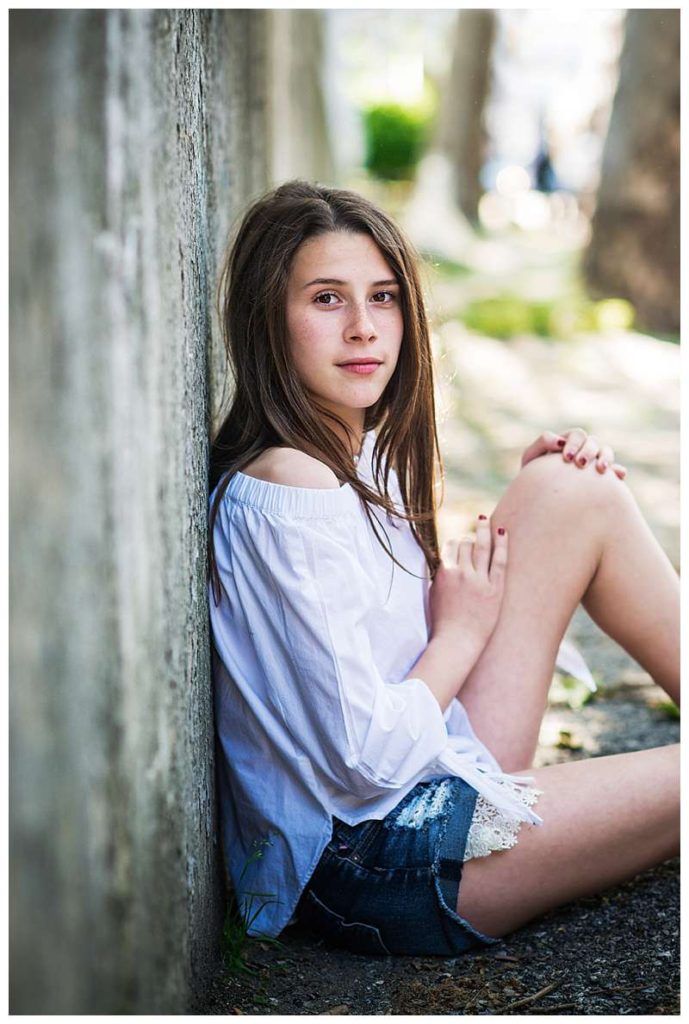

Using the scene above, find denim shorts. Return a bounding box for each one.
[295,776,502,957]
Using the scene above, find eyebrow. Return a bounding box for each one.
[301,277,399,289]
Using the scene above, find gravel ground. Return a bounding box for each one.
[194,669,679,1016]
[197,867,679,1016]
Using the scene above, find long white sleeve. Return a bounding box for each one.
[219,501,449,801]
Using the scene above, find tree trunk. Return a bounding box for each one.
[435,10,496,225]
[266,10,334,186]
[582,10,680,335]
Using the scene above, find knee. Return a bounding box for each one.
[502,452,630,523]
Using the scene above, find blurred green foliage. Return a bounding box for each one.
[459,294,635,340]
[362,82,436,182]
[422,253,473,277]
[549,672,598,710]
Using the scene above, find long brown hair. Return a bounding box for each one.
[208,179,445,607]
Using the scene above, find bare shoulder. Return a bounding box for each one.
[240,447,341,489]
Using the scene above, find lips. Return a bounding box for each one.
[338,361,381,375]
[337,359,382,366]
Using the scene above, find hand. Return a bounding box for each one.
[429,516,508,660]
[520,428,627,479]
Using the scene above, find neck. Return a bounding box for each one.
[316,406,366,462]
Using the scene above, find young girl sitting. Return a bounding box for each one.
[207,179,679,957]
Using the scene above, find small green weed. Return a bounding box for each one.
[651,700,680,720]
[221,837,284,976]
[555,728,583,751]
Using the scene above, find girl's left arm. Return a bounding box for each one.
[520,427,627,479]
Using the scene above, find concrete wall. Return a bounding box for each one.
[9,10,271,1013]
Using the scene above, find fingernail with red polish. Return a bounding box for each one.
[497,527,505,536]
[478,514,487,520]
[578,457,587,466]
[564,451,574,461]
[556,438,566,447]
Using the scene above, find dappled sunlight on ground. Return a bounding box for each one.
[428,320,679,697]
[431,325,679,571]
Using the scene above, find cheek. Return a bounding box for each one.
[389,305,404,336]
[288,313,322,357]
[286,314,329,380]
[391,312,404,353]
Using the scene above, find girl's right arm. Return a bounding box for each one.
[410,517,508,711]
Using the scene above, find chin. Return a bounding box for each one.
[346,392,385,410]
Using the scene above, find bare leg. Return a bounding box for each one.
[455,453,680,771]
[456,743,679,937]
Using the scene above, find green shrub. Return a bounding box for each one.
[459,294,636,340]
[461,296,532,339]
[362,96,434,182]
[530,301,554,337]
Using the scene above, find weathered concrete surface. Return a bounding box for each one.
[9,10,270,1013]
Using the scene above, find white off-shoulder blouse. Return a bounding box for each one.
[208,429,568,937]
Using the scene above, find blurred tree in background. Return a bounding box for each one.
[267,10,334,185]
[582,10,680,335]
[435,10,497,225]
[319,10,679,338]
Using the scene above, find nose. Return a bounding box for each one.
[345,302,377,343]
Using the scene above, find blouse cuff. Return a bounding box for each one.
[356,675,449,790]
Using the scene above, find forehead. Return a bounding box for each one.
[289,231,395,282]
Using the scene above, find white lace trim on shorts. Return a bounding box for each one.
[464,779,544,861]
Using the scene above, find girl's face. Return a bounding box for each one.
[285,231,404,441]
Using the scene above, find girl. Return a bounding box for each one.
[207,180,679,957]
